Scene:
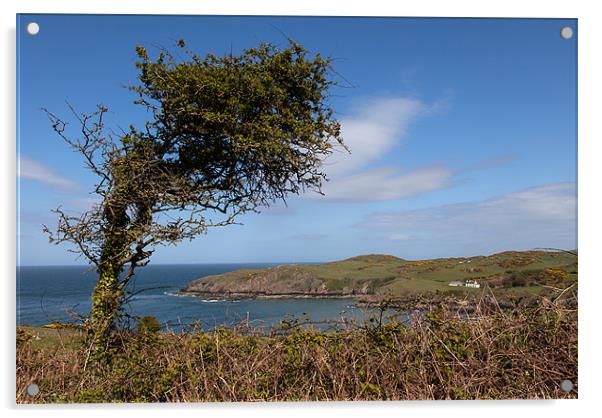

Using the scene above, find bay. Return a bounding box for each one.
[16,264,370,331]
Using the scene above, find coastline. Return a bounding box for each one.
[174,290,362,300]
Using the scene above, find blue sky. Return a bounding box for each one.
[17,15,577,265]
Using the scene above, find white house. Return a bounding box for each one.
[448,279,481,288]
[464,279,480,288]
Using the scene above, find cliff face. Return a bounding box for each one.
[179,265,374,299]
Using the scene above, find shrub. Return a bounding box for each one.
[16,293,577,402]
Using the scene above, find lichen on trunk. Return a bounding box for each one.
[90,266,122,356]
[89,200,130,358]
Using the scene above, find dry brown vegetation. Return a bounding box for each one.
[16,290,577,403]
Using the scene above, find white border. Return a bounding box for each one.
[3,1,600,417]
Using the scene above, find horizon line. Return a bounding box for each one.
[16,247,577,268]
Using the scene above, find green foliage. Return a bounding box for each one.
[283,329,324,354]
[426,305,446,327]
[360,382,381,397]
[487,266,574,289]
[366,320,406,348]
[135,316,162,346]
[451,387,469,400]
[130,38,344,207]
[192,332,217,362]
[138,316,161,334]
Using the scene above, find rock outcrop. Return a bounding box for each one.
[178,265,374,299]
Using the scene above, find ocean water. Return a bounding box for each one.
[16,264,371,331]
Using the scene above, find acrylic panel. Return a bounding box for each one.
[16,14,577,403]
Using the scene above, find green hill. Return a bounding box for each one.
[179,250,577,299]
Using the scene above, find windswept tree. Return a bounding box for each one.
[43,39,344,355]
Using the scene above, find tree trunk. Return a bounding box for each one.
[90,198,129,359]
[90,263,123,358]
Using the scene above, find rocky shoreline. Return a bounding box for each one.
[174,290,523,317]
[178,264,378,300]
[175,290,366,300]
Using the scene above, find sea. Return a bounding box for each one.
[16,264,376,332]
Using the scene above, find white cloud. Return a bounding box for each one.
[320,165,453,202]
[19,155,80,192]
[323,97,428,176]
[315,96,453,202]
[357,182,577,256]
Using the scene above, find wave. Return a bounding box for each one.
[130,294,164,300]
[163,291,184,297]
[200,299,241,303]
[163,291,240,303]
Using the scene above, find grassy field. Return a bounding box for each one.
[311,251,576,294]
[16,290,578,403]
[185,250,577,298]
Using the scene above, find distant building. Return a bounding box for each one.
[448,279,480,288]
